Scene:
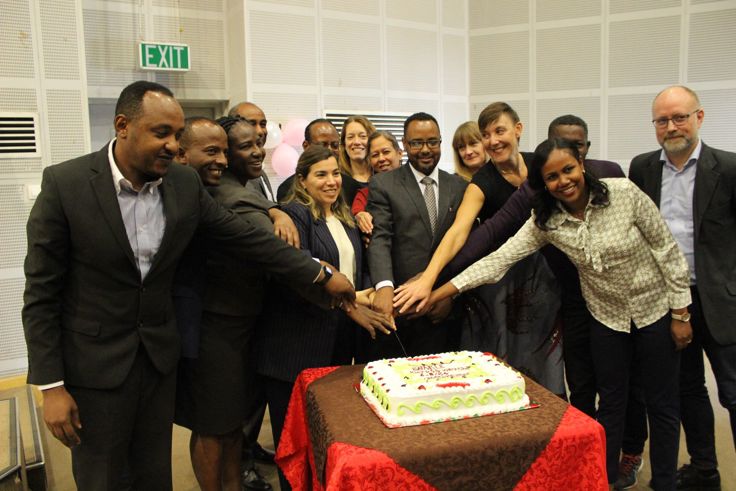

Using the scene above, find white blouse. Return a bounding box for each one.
[325,215,356,286]
[451,178,691,333]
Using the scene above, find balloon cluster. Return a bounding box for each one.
[265,119,309,177]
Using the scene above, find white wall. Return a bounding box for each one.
[468,0,736,171]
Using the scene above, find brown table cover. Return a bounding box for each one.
[305,364,568,491]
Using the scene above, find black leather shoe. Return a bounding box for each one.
[242,466,272,491]
[251,443,276,464]
[676,464,721,490]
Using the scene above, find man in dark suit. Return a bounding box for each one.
[229,101,300,249]
[366,112,467,358]
[628,85,736,491]
[22,81,355,490]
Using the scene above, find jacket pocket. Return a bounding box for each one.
[62,318,101,336]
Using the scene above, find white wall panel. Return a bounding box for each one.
[46,89,87,163]
[386,27,439,93]
[250,11,317,85]
[323,95,383,112]
[698,88,736,153]
[443,34,467,96]
[386,0,436,24]
[607,93,655,166]
[0,278,27,377]
[536,97,602,158]
[40,0,81,80]
[470,31,529,95]
[321,19,382,89]
[608,16,680,87]
[83,9,142,87]
[688,9,736,83]
[442,0,465,28]
[536,0,600,22]
[153,15,227,91]
[322,0,379,16]
[387,97,439,116]
[260,0,314,7]
[0,186,31,270]
[609,0,680,15]
[1,2,36,79]
[153,0,223,10]
[251,91,320,121]
[536,25,600,91]
[469,0,528,29]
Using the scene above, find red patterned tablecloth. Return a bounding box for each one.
[276,365,607,491]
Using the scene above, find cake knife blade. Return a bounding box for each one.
[394,331,408,357]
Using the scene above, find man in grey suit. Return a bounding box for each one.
[628,85,736,491]
[22,81,355,490]
[366,112,467,359]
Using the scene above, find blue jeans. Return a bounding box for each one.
[591,314,680,490]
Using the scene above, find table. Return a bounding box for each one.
[276,365,607,491]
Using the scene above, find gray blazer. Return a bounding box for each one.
[629,143,736,345]
[366,163,467,286]
[22,144,322,389]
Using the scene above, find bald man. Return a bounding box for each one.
[628,85,736,490]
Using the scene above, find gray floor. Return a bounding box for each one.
[40,360,734,490]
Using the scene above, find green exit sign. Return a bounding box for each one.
[139,42,190,71]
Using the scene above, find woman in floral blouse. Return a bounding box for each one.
[425,138,691,491]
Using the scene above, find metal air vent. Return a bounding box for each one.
[0,113,40,158]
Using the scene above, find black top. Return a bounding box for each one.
[470,152,535,221]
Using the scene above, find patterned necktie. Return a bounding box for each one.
[421,176,437,234]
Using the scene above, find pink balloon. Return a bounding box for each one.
[281,118,310,147]
[271,143,299,177]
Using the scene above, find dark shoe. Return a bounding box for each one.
[614,453,643,489]
[676,464,721,490]
[252,442,276,464]
[242,466,273,491]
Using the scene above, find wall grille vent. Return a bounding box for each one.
[0,113,40,158]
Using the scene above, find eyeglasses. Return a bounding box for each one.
[407,139,442,150]
[317,141,340,150]
[652,109,700,129]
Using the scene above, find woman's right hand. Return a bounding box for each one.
[346,304,396,339]
[393,273,434,314]
[355,211,374,235]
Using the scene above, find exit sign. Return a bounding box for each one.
[139,42,190,71]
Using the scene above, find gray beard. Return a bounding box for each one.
[662,135,694,155]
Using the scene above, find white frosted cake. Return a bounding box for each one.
[360,351,531,428]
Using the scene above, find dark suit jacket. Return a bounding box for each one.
[441,159,625,290]
[257,202,363,382]
[629,143,736,345]
[366,163,467,286]
[22,144,322,389]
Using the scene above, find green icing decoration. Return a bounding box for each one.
[396,388,524,415]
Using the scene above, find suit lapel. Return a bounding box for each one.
[399,164,433,237]
[694,144,720,241]
[436,171,453,237]
[644,154,664,206]
[313,217,340,268]
[89,148,137,270]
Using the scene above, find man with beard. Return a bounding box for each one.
[627,85,736,491]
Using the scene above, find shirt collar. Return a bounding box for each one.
[408,162,440,185]
[108,138,163,194]
[660,139,702,171]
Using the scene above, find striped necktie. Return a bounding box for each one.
[421,176,437,234]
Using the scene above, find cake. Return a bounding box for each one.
[359,351,531,428]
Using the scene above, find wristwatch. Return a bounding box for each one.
[671,311,691,322]
[316,265,333,286]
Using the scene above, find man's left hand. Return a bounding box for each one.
[323,270,357,311]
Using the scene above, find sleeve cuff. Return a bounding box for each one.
[37,380,64,391]
[375,280,394,291]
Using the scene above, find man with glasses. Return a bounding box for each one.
[365,112,467,360]
[628,85,736,490]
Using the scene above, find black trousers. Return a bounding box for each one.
[68,348,176,491]
[590,315,680,490]
[559,292,597,417]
